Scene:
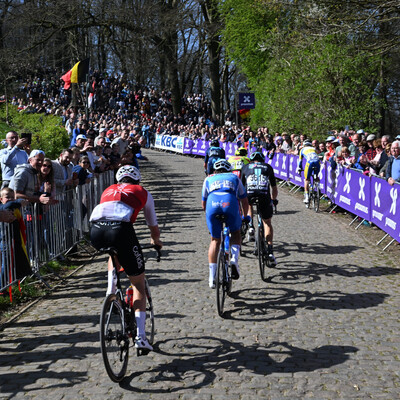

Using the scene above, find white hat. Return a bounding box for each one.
[366,134,376,141]
[76,134,87,141]
[357,129,364,134]
[28,149,45,159]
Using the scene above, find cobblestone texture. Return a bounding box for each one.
[0,149,399,399]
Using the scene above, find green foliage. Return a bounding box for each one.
[0,104,68,159]
[0,279,47,313]
[220,0,386,137]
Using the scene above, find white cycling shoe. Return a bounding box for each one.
[134,336,153,351]
[268,253,277,267]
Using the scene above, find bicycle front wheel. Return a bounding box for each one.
[145,279,155,344]
[257,220,268,281]
[216,250,226,317]
[100,294,129,382]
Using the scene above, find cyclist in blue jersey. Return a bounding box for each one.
[297,140,321,203]
[204,139,226,175]
[202,159,249,288]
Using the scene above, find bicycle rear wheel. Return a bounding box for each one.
[100,294,129,382]
[216,250,226,317]
[145,279,155,344]
[257,218,268,281]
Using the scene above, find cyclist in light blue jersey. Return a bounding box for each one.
[201,159,249,288]
[297,140,321,203]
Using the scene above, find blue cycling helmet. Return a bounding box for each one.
[250,151,265,162]
[210,139,219,147]
[213,158,232,172]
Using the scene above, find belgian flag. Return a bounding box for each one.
[61,58,90,90]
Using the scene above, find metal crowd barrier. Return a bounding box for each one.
[0,170,114,293]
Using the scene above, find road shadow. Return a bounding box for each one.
[119,336,357,393]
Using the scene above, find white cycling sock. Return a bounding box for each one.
[209,263,217,283]
[106,270,117,295]
[231,245,240,266]
[135,311,146,338]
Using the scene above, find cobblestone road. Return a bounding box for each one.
[1,149,399,399]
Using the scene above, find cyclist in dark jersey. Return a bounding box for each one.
[241,151,278,266]
[90,165,162,351]
[204,138,226,175]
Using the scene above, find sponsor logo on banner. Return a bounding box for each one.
[155,134,184,153]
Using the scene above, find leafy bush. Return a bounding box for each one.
[0,104,69,159]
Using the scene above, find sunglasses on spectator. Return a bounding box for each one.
[42,164,52,168]
[81,161,90,164]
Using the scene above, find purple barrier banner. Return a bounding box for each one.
[333,167,371,220]
[191,139,207,156]
[325,162,338,201]
[270,153,288,180]
[183,138,193,155]
[370,177,400,241]
[288,154,304,186]
[220,141,237,158]
[318,161,327,195]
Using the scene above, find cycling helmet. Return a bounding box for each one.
[116,165,141,183]
[250,151,265,162]
[303,140,312,146]
[213,158,232,173]
[235,147,248,156]
[210,139,219,147]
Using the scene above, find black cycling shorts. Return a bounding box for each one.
[90,221,145,276]
[248,194,273,220]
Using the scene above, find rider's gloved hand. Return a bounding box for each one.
[296,167,302,175]
[272,199,279,206]
[242,215,251,224]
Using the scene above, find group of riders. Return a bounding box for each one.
[88,136,320,353]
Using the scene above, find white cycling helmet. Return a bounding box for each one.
[116,165,141,183]
[213,158,232,172]
[303,140,312,147]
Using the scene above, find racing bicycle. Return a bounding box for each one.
[252,198,271,281]
[306,170,320,212]
[215,215,233,317]
[98,245,161,382]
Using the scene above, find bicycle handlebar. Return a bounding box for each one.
[141,244,162,262]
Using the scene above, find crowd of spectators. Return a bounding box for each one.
[1,69,400,200]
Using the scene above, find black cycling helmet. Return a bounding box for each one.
[250,151,265,162]
[210,139,219,147]
[213,158,232,173]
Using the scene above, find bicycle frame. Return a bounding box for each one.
[216,218,232,317]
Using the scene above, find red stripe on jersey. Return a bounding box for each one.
[100,183,148,223]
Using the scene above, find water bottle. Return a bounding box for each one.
[223,227,230,254]
[125,286,134,309]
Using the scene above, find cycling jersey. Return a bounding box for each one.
[89,183,158,276]
[241,162,276,219]
[204,146,226,175]
[241,162,276,198]
[89,183,157,226]
[298,147,320,180]
[227,155,250,177]
[202,172,247,238]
